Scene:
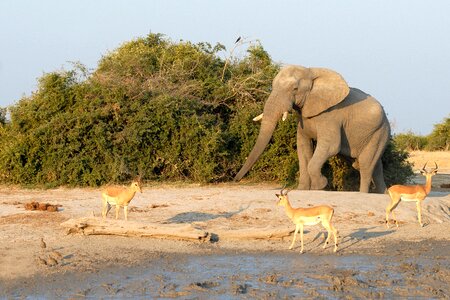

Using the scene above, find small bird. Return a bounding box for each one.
[50,250,63,260]
[47,257,58,267]
[235,36,242,44]
[37,257,47,266]
[40,238,47,250]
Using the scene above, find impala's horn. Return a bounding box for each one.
[280,184,287,196]
[433,161,438,171]
[422,162,428,172]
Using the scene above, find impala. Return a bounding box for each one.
[276,188,338,253]
[386,162,438,228]
[101,177,143,221]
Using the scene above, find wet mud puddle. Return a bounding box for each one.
[3,251,449,299]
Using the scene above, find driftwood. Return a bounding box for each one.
[61,217,209,241]
[61,217,293,242]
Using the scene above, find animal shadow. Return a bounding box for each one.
[338,226,395,251]
[165,204,250,224]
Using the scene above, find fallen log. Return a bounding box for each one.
[61,217,209,241]
[61,217,293,242]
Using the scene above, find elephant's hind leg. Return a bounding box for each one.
[358,127,389,193]
[372,159,387,193]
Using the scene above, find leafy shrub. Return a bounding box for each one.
[0,33,413,190]
[426,116,450,151]
[0,107,6,125]
[381,139,415,186]
[393,131,428,151]
[320,139,414,192]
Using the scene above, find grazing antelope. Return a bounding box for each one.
[386,162,438,228]
[101,177,143,221]
[276,188,338,253]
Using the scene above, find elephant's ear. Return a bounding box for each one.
[302,68,350,118]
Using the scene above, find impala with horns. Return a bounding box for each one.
[276,188,338,253]
[386,162,438,228]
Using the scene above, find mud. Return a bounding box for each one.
[0,179,449,298]
[1,240,449,299]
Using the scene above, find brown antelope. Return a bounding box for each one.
[276,188,338,253]
[101,177,143,221]
[386,162,438,228]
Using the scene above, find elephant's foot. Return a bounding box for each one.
[298,181,311,190]
[373,182,387,194]
[311,175,328,190]
[298,174,311,190]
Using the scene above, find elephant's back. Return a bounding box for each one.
[344,88,388,127]
[340,89,390,156]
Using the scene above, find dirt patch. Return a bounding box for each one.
[0,183,449,298]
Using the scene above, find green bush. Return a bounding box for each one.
[0,33,413,189]
[426,116,450,151]
[0,107,6,125]
[381,139,415,186]
[320,138,414,192]
[393,131,428,151]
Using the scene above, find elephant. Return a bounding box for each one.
[234,65,390,193]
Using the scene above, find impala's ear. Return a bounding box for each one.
[302,68,350,118]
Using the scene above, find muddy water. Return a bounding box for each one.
[2,247,449,299]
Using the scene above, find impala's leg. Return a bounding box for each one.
[101,198,107,219]
[331,224,338,253]
[299,224,305,254]
[124,206,128,221]
[289,224,300,250]
[391,209,399,228]
[386,196,401,228]
[115,205,120,219]
[416,201,423,227]
[322,221,338,252]
[105,203,112,217]
[322,221,331,248]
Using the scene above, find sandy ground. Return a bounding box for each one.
[0,151,449,298]
[408,150,450,173]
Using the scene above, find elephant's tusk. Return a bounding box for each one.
[253,113,263,122]
[282,111,288,121]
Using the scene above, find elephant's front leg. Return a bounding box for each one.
[297,129,313,190]
[308,131,341,190]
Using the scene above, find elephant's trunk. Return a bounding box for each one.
[234,95,287,181]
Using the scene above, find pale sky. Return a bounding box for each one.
[1,0,449,135]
